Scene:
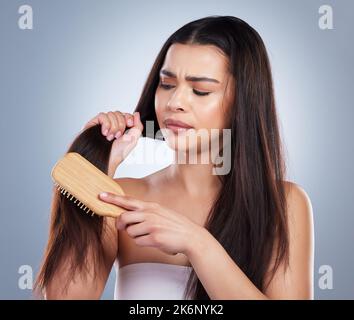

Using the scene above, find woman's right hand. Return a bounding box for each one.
[83,111,144,177]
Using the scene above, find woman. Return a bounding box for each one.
[37,15,314,299]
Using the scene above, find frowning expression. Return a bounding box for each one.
[155,43,234,152]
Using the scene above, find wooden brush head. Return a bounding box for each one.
[51,152,125,218]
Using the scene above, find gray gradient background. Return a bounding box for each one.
[0,0,353,299]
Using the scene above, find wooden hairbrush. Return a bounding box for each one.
[51,152,126,218]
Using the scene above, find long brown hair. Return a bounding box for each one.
[134,15,289,299]
[35,125,114,295]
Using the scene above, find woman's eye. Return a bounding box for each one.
[193,89,210,96]
[160,83,175,90]
[159,82,210,96]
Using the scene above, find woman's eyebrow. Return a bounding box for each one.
[160,69,220,83]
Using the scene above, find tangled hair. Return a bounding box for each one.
[35,125,114,295]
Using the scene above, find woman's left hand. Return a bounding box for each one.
[99,192,206,256]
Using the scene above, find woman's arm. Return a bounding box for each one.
[97,181,314,300]
[185,182,314,300]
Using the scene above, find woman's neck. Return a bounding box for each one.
[166,158,221,198]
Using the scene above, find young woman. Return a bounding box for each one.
[37,15,314,300]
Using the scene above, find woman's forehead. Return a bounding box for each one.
[162,43,229,81]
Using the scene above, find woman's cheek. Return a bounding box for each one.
[196,100,225,130]
[154,91,166,123]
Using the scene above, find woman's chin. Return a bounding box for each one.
[164,137,203,159]
[161,128,210,156]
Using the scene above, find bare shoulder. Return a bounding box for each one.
[113,166,169,200]
[284,181,312,206]
[113,176,149,199]
[283,181,314,228]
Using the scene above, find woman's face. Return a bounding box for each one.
[155,43,234,154]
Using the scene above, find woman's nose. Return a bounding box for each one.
[166,88,188,112]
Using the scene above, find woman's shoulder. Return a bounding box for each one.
[113,166,169,199]
[283,180,313,232]
[113,176,150,199]
[283,181,312,211]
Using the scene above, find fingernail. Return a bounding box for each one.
[115,131,121,138]
[103,128,108,135]
[127,119,133,126]
[100,192,108,198]
[107,134,114,141]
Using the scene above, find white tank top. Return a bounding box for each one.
[114,262,193,300]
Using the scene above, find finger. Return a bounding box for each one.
[83,113,108,135]
[125,221,150,238]
[116,211,146,230]
[133,112,144,132]
[106,112,119,140]
[99,192,150,210]
[133,234,159,248]
[123,112,143,143]
[123,113,134,128]
[114,111,126,139]
[98,113,110,136]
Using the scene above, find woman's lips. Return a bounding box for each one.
[165,124,193,134]
[163,118,194,134]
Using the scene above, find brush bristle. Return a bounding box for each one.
[53,181,96,217]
